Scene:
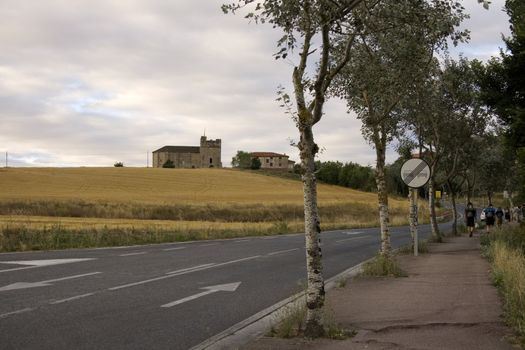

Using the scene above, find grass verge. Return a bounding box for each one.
[268,300,355,340]
[361,254,407,277]
[481,225,525,347]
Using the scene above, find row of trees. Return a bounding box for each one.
[224,0,498,337]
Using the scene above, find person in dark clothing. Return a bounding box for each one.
[484,203,497,234]
[464,202,477,237]
[495,207,504,228]
[504,207,511,222]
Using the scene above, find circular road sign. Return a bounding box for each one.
[400,158,431,188]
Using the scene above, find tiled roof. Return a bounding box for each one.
[153,146,200,153]
[250,152,288,158]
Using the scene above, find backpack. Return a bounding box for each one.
[486,209,494,218]
[467,210,474,218]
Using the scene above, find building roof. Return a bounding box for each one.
[250,152,288,158]
[153,146,200,154]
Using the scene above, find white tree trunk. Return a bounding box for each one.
[428,177,441,241]
[299,125,325,337]
[375,142,391,256]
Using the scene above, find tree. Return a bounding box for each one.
[231,151,253,169]
[114,162,124,167]
[332,0,467,254]
[162,159,175,168]
[478,0,525,201]
[250,157,261,170]
[222,0,366,336]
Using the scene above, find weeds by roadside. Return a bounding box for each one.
[268,300,355,340]
[361,254,407,277]
[481,225,525,347]
[397,240,429,255]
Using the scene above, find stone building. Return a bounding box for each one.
[250,152,292,170]
[152,136,222,168]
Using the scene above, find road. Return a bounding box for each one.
[0,220,451,350]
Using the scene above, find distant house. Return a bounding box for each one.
[250,152,293,170]
[152,136,222,168]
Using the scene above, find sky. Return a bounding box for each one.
[0,0,511,168]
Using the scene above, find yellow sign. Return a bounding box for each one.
[435,191,442,199]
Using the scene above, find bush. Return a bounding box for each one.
[114,162,124,167]
[162,159,175,168]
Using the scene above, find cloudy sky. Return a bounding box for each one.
[0,0,511,167]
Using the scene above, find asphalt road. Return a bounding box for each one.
[0,219,451,350]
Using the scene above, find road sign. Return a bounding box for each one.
[400,158,430,188]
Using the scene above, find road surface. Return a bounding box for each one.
[0,220,450,349]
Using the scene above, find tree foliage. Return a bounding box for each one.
[231,150,253,169]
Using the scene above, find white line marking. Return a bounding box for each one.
[119,252,147,257]
[166,264,216,275]
[50,293,94,305]
[346,231,365,235]
[0,272,102,292]
[261,236,279,240]
[0,258,96,273]
[0,308,33,319]
[234,239,250,243]
[336,236,368,243]
[267,248,299,256]
[109,256,260,291]
[199,243,219,247]
[0,265,41,273]
[161,282,241,308]
[163,247,187,251]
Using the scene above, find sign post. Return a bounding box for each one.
[401,159,431,257]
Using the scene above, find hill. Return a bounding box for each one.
[0,167,394,206]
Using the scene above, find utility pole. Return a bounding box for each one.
[147,151,149,168]
[5,151,7,168]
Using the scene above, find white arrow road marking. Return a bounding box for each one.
[161,282,241,308]
[0,258,96,273]
[0,272,101,292]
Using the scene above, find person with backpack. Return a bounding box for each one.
[484,204,497,234]
[495,207,504,229]
[464,202,477,237]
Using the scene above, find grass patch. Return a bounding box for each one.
[397,240,429,255]
[482,225,525,347]
[268,301,355,340]
[361,254,407,277]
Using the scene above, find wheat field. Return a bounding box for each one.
[0,167,397,206]
[0,167,422,251]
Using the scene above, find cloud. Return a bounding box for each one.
[0,0,510,168]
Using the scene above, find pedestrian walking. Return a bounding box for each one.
[504,207,511,222]
[464,202,477,237]
[484,204,496,234]
[495,207,504,229]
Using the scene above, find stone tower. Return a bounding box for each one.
[199,136,222,168]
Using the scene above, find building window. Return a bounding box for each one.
[270,162,273,167]
[210,157,213,164]
[266,159,269,163]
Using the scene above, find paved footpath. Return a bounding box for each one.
[241,235,518,350]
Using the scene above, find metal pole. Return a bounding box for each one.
[5,151,7,168]
[410,188,419,256]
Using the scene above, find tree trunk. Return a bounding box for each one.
[374,140,391,256]
[299,125,325,338]
[487,190,492,205]
[428,177,441,241]
[448,180,458,236]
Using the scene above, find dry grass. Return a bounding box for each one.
[0,167,392,206]
[0,167,435,251]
